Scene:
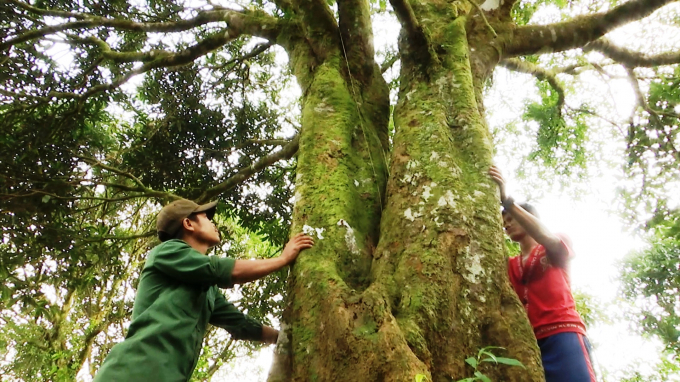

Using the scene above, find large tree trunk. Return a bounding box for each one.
[269,5,543,382]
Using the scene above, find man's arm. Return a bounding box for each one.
[231,233,314,284]
[488,166,569,267]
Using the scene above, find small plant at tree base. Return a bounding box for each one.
[457,346,526,382]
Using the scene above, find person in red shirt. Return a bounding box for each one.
[489,165,597,382]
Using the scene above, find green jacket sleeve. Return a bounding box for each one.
[150,240,236,288]
[210,291,263,341]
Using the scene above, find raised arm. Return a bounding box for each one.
[488,166,569,267]
[231,233,314,284]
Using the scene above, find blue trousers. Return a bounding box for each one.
[538,332,597,382]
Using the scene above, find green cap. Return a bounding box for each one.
[156,199,218,241]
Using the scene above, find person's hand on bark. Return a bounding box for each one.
[280,233,314,265]
[488,165,508,202]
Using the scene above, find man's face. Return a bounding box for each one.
[502,213,526,242]
[184,213,221,247]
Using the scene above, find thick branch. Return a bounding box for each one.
[197,135,299,203]
[584,38,680,67]
[337,0,376,81]
[500,0,521,20]
[389,0,432,65]
[295,0,339,37]
[2,6,281,51]
[500,58,566,112]
[505,0,676,58]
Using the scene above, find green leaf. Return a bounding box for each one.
[465,356,478,369]
[474,371,492,382]
[415,374,429,382]
[479,351,497,364]
[487,357,526,368]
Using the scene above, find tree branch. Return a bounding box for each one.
[80,232,155,242]
[337,0,376,81]
[500,58,566,113]
[206,42,273,71]
[2,8,246,51]
[625,67,680,161]
[584,38,680,67]
[206,338,235,379]
[380,53,400,73]
[504,0,676,58]
[10,28,243,102]
[389,0,433,66]
[197,135,299,203]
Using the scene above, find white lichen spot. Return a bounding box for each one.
[473,190,485,199]
[307,282,313,289]
[480,0,501,11]
[404,208,415,221]
[302,224,325,239]
[463,253,485,284]
[479,295,486,303]
[437,190,456,209]
[406,160,420,170]
[429,151,439,161]
[314,102,335,114]
[337,219,360,255]
[438,161,449,168]
[433,216,443,227]
[422,185,433,201]
[354,179,359,187]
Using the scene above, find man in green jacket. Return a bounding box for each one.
[94,199,314,381]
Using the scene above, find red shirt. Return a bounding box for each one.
[507,234,586,339]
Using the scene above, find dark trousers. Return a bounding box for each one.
[538,332,597,382]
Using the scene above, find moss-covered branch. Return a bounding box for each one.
[500,58,566,113]
[585,37,680,67]
[197,135,300,203]
[499,0,521,20]
[337,0,376,81]
[2,6,281,51]
[389,0,433,67]
[504,0,675,57]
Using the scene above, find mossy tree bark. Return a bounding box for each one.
[269,1,545,381]
[263,0,677,380]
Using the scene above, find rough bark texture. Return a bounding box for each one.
[268,1,544,381]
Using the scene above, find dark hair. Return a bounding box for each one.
[158,213,200,242]
[502,202,540,218]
